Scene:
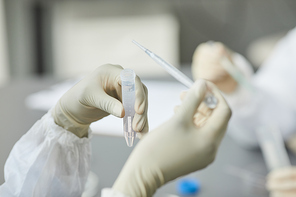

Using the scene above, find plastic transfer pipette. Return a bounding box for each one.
[133,40,217,109]
[120,69,136,147]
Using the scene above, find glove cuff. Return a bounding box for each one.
[113,163,165,197]
[52,100,90,138]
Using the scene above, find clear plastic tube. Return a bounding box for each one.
[120,69,136,147]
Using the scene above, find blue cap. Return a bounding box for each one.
[177,178,200,196]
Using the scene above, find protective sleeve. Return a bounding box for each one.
[0,109,91,197]
[224,27,296,148]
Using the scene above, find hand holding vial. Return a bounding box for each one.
[52,64,149,139]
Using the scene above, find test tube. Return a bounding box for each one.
[120,69,136,147]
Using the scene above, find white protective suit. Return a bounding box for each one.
[225,27,296,148]
[0,109,128,197]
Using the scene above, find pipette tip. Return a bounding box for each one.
[132,40,147,52]
[125,136,135,147]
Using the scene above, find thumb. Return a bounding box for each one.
[92,93,124,118]
[176,79,207,122]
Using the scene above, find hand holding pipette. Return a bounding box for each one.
[113,80,231,196]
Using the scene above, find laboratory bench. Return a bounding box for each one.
[0,77,295,197]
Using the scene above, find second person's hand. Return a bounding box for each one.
[192,41,237,93]
[267,167,296,197]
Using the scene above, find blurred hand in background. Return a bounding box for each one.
[192,41,237,93]
[267,167,296,197]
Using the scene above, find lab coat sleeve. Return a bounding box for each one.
[225,28,296,148]
[0,109,91,197]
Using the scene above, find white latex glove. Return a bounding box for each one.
[192,41,237,93]
[176,89,214,128]
[267,167,296,197]
[52,64,148,138]
[113,79,231,197]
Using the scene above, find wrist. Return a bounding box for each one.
[52,100,89,138]
[112,161,164,197]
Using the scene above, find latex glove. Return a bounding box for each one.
[267,167,296,197]
[52,64,148,138]
[113,79,231,197]
[176,90,214,128]
[192,41,237,93]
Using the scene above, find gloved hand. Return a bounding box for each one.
[113,79,231,197]
[266,167,296,197]
[52,64,148,138]
[175,89,214,128]
[192,41,237,93]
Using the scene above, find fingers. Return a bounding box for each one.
[92,93,124,118]
[133,108,149,134]
[175,79,207,123]
[193,113,207,128]
[133,113,148,132]
[179,82,229,133]
[192,41,230,82]
[133,80,149,134]
[267,168,296,191]
[202,82,231,138]
[197,102,212,116]
[135,120,149,139]
[268,180,296,191]
[134,76,147,115]
[268,168,296,180]
[179,90,212,119]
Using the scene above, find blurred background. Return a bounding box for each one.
[1,0,296,83]
[1,1,296,196]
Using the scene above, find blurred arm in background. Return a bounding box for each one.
[192,27,296,149]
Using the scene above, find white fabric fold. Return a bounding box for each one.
[0,109,91,197]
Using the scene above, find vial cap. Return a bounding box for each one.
[177,178,200,196]
[120,69,136,82]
